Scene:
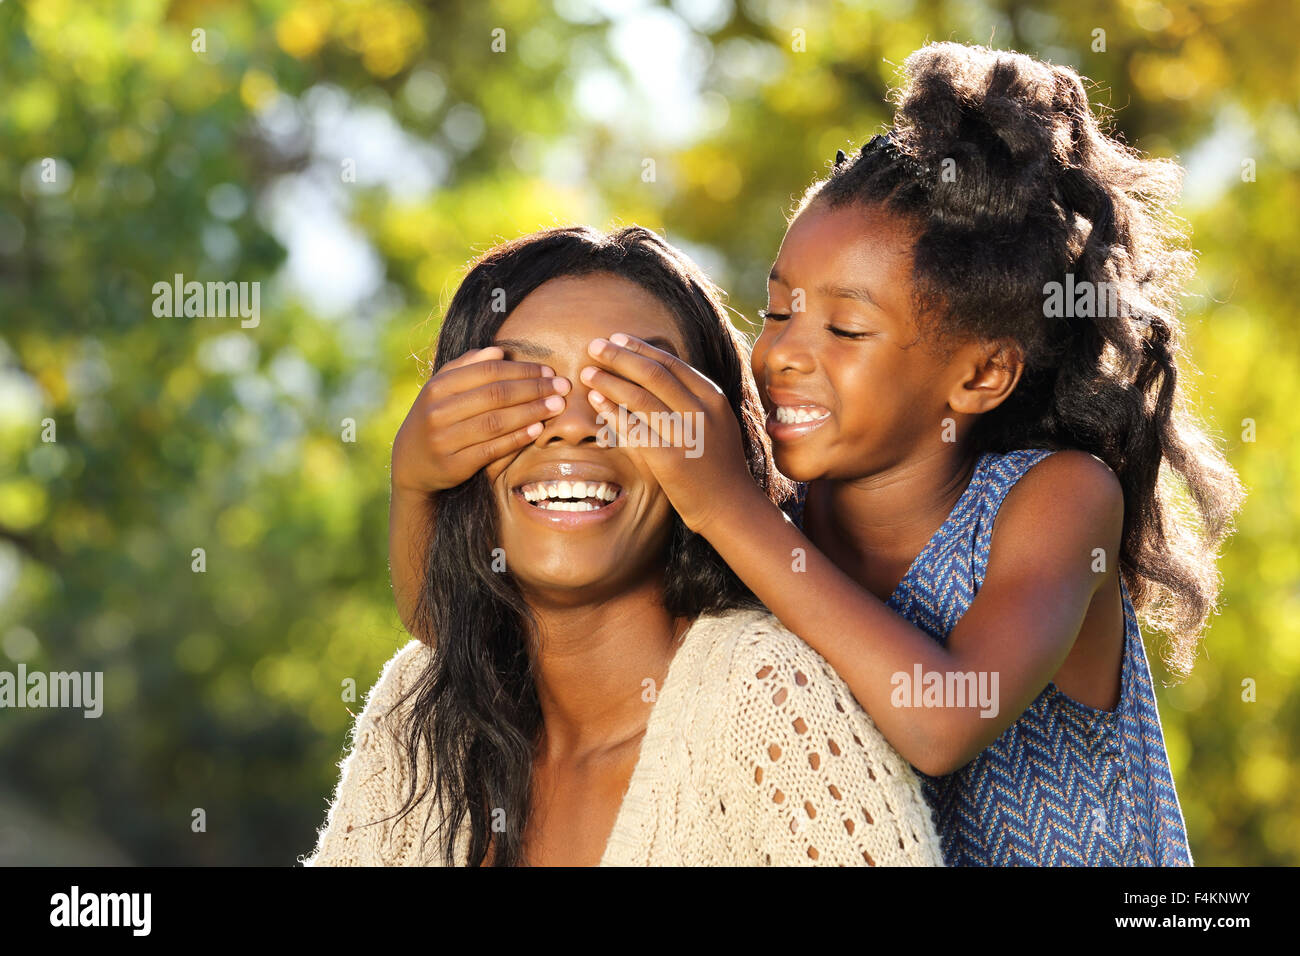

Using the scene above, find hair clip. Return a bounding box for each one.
[832,129,932,186]
[833,132,890,169]
[876,130,934,183]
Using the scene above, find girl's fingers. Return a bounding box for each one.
[440,346,505,372]
[428,352,556,401]
[582,337,694,412]
[581,368,677,447]
[435,374,569,425]
[456,421,550,472]
[438,393,567,454]
[586,333,723,405]
[432,345,511,379]
[585,385,636,453]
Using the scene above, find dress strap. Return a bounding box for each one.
[970,449,1059,588]
[781,481,810,531]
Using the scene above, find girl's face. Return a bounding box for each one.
[752,198,965,482]
[484,273,691,603]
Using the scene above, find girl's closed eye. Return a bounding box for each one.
[758,308,873,340]
[827,325,873,339]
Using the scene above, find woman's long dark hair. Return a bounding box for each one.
[376,225,794,866]
[799,42,1243,675]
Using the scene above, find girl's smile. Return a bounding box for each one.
[763,390,834,443]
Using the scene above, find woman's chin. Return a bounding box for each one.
[511,562,636,602]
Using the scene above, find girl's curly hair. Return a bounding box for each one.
[799,42,1244,676]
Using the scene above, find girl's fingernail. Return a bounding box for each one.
[587,338,607,357]
[551,377,570,394]
[526,422,544,437]
[610,333,629,347]
[588,390,605,405]
[540,365,555,377]
[545,395,565,412]
[580,366,597,384]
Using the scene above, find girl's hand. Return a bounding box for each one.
[580,333,759,534]
[392,346,570,494]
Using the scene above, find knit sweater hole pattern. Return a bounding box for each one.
[301,607,945,867]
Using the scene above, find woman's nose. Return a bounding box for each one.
[534,372,607,446]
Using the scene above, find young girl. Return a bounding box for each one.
[567,43,1245,866]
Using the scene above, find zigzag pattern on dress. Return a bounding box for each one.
[783,449,1193,866]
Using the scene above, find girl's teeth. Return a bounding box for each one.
[775,405,830,424]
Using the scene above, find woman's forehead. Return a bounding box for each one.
[494,273,688,357]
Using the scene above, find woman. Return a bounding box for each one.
[300,226,943,866]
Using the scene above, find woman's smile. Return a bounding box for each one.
[509,464,631,528]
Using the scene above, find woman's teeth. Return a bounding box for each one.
[520,480,620,511]
[774,405,830,424]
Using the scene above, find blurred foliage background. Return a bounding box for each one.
[0,0,1296,865]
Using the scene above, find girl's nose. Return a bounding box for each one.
[761,317,817,375]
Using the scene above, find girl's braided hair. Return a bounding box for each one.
[801,42,1243,676]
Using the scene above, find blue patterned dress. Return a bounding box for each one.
[780,448,1193,866]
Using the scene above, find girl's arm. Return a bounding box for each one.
[580,335,1123,776]
[698,452,1123,776]
[389,485,434,641]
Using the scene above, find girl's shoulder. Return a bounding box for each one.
[965,448,1122,528]
[984,445,1117,484]
[987,447,1124,528]
[960,448,1125,597]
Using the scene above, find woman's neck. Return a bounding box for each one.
[525,581,689,760]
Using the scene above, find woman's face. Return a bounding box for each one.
[752,198,955,482]
[484,273,692,604]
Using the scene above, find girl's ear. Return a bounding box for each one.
[946,339,1025,415]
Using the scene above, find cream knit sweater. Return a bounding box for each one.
[300,606,943,867]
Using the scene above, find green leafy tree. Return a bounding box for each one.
[1,0,1295,864]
